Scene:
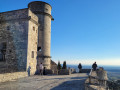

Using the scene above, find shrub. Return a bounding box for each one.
[57,61,62,70]
[62,61,67,69]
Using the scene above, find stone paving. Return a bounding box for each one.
[0,73,88,90]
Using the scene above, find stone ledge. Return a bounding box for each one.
[82,69,91,73]
[0,72,28,83]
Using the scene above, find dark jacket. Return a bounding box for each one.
[78,64,82,69]
[92,63,97,69]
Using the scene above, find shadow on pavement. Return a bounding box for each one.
[51,79,86,90]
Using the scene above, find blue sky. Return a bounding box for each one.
[0,0,120,65]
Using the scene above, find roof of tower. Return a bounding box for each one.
[28,1,52,9]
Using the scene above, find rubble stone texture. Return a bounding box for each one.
[0,1,53,75]
[28,1,52,69]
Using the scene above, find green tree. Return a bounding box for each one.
[57,61,62,70]
[62,61,67,69]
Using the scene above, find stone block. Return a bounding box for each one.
[70,68,76,74]
[81,69,91,73]
[45,69,53,75]
[58,69,71,75]
[0,72,27,83]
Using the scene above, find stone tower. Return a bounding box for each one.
[28,1,53,69]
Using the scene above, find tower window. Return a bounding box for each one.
[32,51,34,58]
[33,27,35,31]
[37,47,41,51]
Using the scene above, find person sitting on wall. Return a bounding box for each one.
[92,62,97,71]
[40,63,43,75]
[78,63,82,73]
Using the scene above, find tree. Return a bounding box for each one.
[57,61,62,70]
[62,61,67,69]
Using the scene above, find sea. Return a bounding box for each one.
[67,65,120,80]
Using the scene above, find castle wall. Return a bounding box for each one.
[0,1,53,75]
[27,9,38,75]
[0,72,27,83]
[0,9,29,73]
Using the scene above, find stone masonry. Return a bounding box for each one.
[0,8,38,75]
[0,1,53,75]
[28,1,53,69]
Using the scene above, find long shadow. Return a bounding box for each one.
[50,79,86,90]
[71,77,88,80]
[36,74,88,81]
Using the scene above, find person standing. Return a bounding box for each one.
[40,63,43,75]
[78,63,82,73]
[27,64,31,76]
[92,62,97,71]
[43,67,46,75]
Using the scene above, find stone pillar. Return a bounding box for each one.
[97,67,108,87]
[28,1,53,69]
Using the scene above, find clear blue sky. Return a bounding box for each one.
[0,0,120,65]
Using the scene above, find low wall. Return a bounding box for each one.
[82,69,91,73]
[0,72,28,83]
[85,68,108,90]
[59,69,71,75]
[70,68,76,73]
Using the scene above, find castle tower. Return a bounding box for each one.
[28,1,53,69]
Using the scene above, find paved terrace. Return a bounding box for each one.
[0,73,88,90]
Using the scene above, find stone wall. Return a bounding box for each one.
[0,1,53,75]
[26,9,38,75]
[51,60,58,74]
[0,8,28,21]
[70,68,76,73]
[0,9,29,73]
[81,69,91,73]
[59,69,71,75]
[85,68,108,90]
[0,8,39,75]
[0,72,27,83]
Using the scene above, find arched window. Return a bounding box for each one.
[37,47,41,51]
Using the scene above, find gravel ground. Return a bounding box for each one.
[0,73,88,90]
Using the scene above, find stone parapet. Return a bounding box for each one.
[81,69,91,73]
[0,72,27,83]
[58,69,71,75]
[45,69,53,75]
[85,68,108,90]
[70,68,76,73]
